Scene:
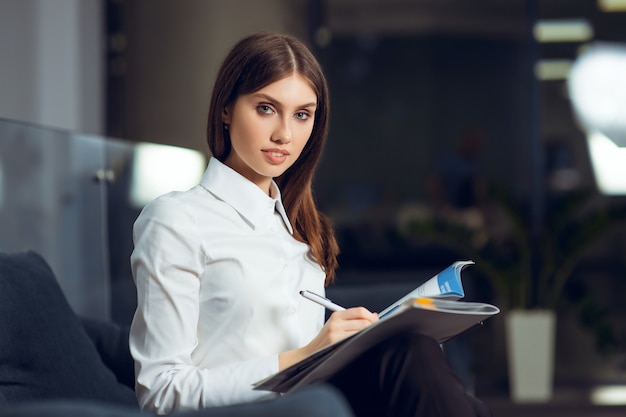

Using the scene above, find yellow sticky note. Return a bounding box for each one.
[414,298,436,310]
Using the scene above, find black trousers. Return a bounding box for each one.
[327,332,492,417]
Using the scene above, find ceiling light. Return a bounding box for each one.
[598,0,626,12]
[534,60,572,80]
[568,42,626,147]
[533,19,594,42]
[586,132,626,195]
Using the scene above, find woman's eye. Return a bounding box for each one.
[295,112,310,120]
[258,105,274,115]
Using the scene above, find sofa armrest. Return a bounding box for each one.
[80,318,136,391]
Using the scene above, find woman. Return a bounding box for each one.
[130,32,491,417]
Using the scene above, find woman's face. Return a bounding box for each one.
[222,73,317,194]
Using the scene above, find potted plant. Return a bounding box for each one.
[398,184,626,402]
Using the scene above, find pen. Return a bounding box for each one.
[300,290,346,312]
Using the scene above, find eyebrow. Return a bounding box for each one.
[252,93,317,109]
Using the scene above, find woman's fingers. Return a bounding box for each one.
[304,307,381,354]
[325,318,372,334]
[330,306,379,324]
[325,307,379,336]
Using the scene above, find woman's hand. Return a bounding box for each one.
[278,307,378,370]
[307,307,379,351]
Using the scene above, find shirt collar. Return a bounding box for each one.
[200,157,293,234]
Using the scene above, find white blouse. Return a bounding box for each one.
[129,157,326,414]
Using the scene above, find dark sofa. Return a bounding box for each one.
[0,251,354,417]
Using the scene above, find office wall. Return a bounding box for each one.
[107,0,310,152]
[0,0,103,134]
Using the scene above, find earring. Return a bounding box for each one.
[224,123,230,131]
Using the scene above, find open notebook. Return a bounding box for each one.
[253,260,500,393]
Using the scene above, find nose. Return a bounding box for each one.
[271,117,292,144]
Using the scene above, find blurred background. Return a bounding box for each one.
[2,0,626,414]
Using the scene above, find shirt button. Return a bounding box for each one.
[289,306,297,314]
[283,265,288,270]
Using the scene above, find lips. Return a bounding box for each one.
[266,151,286,157]
[262,148,290,164]
[262,148,290,157]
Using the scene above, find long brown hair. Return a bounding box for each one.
[206,32,338,284]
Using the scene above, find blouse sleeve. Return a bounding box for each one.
[129,196,278,414]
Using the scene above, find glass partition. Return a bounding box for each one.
[0,119,110,319]
[0,118,207,323]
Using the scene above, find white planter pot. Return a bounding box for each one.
[505,309,556,403]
